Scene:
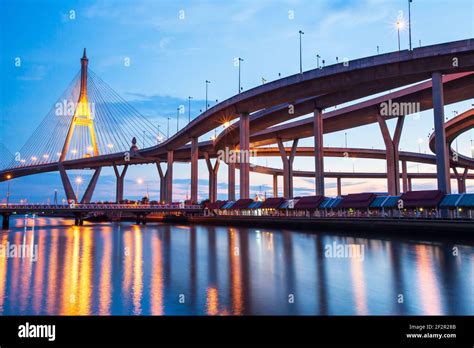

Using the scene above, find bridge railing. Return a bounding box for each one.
[0,203,203,210]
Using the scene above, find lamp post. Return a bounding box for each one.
[167,117,170,138]
[238,57,244,93]
[316,54,321,69]
[188,96,193,123]
[176,107,180,133]
[205,80,211,111]
[396,20,403,51]
[6,174,11,206]
[299,30,304,73]
[408,0,413,50]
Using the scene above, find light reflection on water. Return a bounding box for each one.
[0,217,472,315]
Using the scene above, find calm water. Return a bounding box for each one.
[0,216,472,315]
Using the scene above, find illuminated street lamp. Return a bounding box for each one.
[396,20,404,51]
[6,174,12,206]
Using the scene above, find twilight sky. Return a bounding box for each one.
[1,0,473,203]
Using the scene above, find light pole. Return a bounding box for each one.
[167,117,170,138]
[299,30,304,73]
[396,20,402,51]
[344,132,348,148]
[205,80,211,111]
[408,0,413,50]
[6,174,11,206]
[316,54,321,69]
[188,96,193,123]
[238,57,244,93]
[176,107,180,133]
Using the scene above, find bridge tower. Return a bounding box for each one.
[60,49,99,161]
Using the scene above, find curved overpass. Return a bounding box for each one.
[1,39,474,202]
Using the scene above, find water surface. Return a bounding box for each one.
[0,216,472,315]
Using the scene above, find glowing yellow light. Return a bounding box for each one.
[419,208,424,212]
[458,208,463,212]
[75,177,83,184]
[211,135,217,141]
[6,175,12,180]
[223,121,230,129]
[31,156,38,161]
[71,149,77,154]
[137,178,144,185]
[87,146,93,152]
[396,20,405,30]
[43,154,49,159]
[107,144,114,149]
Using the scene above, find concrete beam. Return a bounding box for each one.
[58,163,77,203]
[314,108,324,196]
[377,114,404,195]
[113,164,128,203]
[190,137,199,203]
[432,72,451,193]
[239,112,250,199]
[166,150,174,203]
[204,152,220,203]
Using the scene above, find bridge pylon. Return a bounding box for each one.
[60,48,99,161]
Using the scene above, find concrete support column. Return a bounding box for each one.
[228,161,236,201]
[2,213,10,230]
[453,167,468,193]
[313,108,325,196]
[204,152,220,203]
[377,114,404,195]
[166,150,174,203]
[113,164,128,203]
[432,72,451,194]
[239,112,250,199]
[408,177,413,191]
[58,163,77,203]
[401,161,409,192]
[156,162,166,203]
[337,177,342,196]
[190,137,199,203]
[277,138,299,198]
[273,174,278,197]
[81,168,102,204]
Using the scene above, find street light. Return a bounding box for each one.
[237,57,244,93]
[188,96,193,123]
[6,174,11,206]
[167,117,170,138]
[408,0,413,50]
[396,20,404,51]
[299,30,304,73]
[176,107,180,133]
[316,54,321,69]
[205,80,211,111]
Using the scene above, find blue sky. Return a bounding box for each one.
[1,0,474,203]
